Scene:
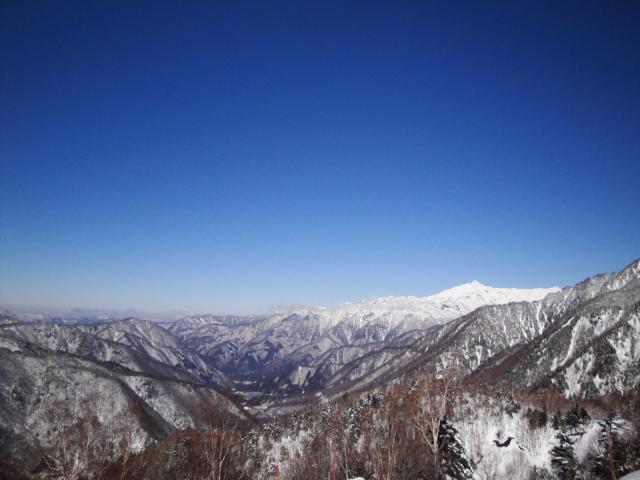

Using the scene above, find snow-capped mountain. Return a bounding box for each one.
[167,281,558,394]
[278,258,640,408]
[0,312,251,476]
[423,280,560,317]
[79,317,228,385]
[473,266,640,397]
[1,258,639,475]
[0,318,228,387]
[0,311,18,326]
[326,280,559,324]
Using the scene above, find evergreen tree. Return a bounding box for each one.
[504,394,521,416]
[526,407,548,430]
[564,401,590,435]
[438,418,474,480]
[550,429,577,480]
[592,414,633,479]
[552,412,562,430]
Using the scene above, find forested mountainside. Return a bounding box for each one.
[167,282,557,395]
[239,259,640,417]
[1,258,638,478]
[0,315,251,478]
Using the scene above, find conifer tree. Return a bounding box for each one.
[438,418,474,480]
[550,429,577,480]
[592,414,633,479]
[564,401,590,435]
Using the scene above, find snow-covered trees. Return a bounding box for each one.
[564,403,590,433]
[39,400,107,480]
[438,418,474,480]
[550,429,577,480]
[194,397,242,480]
[365,388,405,480]
[38,393,136,480]
[410,374,456,476]
[591,414,634,479]
[549,402,588,480]
[28,376,640,480]
[272,380,475,480]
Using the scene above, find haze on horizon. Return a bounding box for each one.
[1,278,561,319]
[1,2,639,314]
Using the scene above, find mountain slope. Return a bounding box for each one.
[0,321,227,387]
[80,318,227,386]
[469,265,640,396]
[168,282,558,394]
[326,258,640,400]
[0,334,248,477]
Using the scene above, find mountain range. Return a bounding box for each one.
[165,281,559,398]
[1,258,638,471]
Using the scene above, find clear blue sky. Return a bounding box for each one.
[1,1,639,314]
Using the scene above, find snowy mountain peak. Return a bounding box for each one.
[430,279,558,298]
[603,257,640,292]
[425,281,560,317]
[274,280,561,332]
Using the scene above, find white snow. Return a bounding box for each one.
[285,281,560,330]
[620,471,640,480]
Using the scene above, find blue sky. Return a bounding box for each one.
[1,1,639,314]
